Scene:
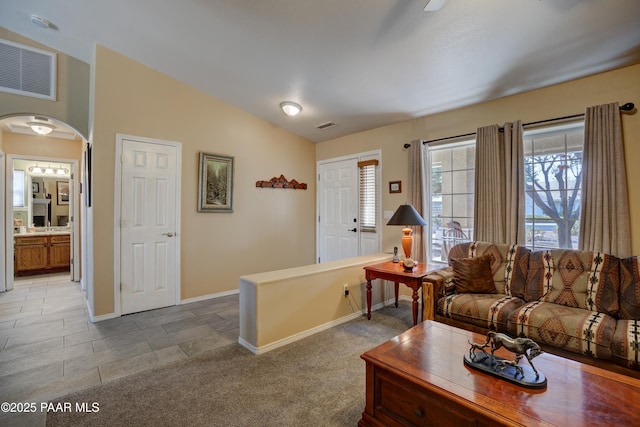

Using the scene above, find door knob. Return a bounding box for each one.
[162,232,175,237]
[348,228,357,232]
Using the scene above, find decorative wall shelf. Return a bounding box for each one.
[255,175,307,190]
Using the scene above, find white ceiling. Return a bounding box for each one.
[1,0,639,143]
[1,115,80,140]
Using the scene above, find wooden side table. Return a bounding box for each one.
[363,261,438,326]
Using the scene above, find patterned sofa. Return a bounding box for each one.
[423,241,640,375]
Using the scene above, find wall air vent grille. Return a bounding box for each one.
[0,38,56,100]
[316,121,336,130]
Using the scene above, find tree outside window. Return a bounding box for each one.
[524,124,583,249]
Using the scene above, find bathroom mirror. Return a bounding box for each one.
[12,159,72,230]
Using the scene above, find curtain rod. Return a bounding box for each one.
[415,101,635,146]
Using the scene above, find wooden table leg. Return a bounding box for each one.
[394,282,399,308]
[412,288,419,326]
[366,279,372,320]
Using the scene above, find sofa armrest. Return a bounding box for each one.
[422,266,454,320]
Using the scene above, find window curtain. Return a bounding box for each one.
[473,121,524,244]
[408,140,426,262]
[503,121,525,244]
[579,102,631,258]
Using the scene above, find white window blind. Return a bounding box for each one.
[359,160,378,232]
[13,169,25,207]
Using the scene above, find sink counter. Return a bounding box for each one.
[15,230,71,237]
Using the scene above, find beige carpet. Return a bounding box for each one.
[46,303,414,427]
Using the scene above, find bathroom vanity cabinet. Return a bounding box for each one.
[14,233,71,276]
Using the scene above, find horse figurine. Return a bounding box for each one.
[487,331,543,379]
[467,339,490,361]
[493,355,525,379]
[470,331,543,379]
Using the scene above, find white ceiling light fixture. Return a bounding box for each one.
[280,101,302,117]
[27,121,55,135]
[30,14,52,29]
[424,0,447,11]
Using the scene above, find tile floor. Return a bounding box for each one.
[0,273,240,426]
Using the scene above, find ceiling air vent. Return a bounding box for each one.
[315,121,336,130]
[0,38,56,100]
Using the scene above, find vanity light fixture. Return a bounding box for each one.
[29,165,43,174]
[27,121,55,135]
[280,101,302,117]
[28,163,69,176]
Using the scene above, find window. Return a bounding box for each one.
[524,122,584,250]
[359,160,378,233]
[13,169,25,207]
[423,122,585,262]
[426,140,475,262]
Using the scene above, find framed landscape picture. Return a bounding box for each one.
[57,181,70,205]
[198,152,234,212]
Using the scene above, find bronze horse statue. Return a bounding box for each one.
[477,331,544,379]
[493,356,525,378]
[467,339,489,360]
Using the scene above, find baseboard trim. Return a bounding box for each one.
[88,289,239,322]
[180,289,239,304]
[239,301,388,355]
[87,299,119,323]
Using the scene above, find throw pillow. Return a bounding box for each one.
[452,254,497,294]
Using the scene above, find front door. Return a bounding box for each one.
[317,158,359,263]
[120,137,180,314]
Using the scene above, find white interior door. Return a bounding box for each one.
[120,137,180,314]
[317,158,359,263]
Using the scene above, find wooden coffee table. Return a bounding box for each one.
[360,321,640,426]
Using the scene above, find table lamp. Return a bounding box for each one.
[387,204,427,265]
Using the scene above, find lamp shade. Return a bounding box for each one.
[387,204,426,226]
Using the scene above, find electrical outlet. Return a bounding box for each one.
[343,284,349,296]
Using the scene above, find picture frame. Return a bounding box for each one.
[56,181,70,205]
[32,182,40,193]
[198,152,234,213]
[389,180,402,194]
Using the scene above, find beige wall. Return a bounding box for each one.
[240,253,392,352]
[0,27,90,138]
[91,46,316,315]
[2,132,82,160]
[317,64,640,256]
